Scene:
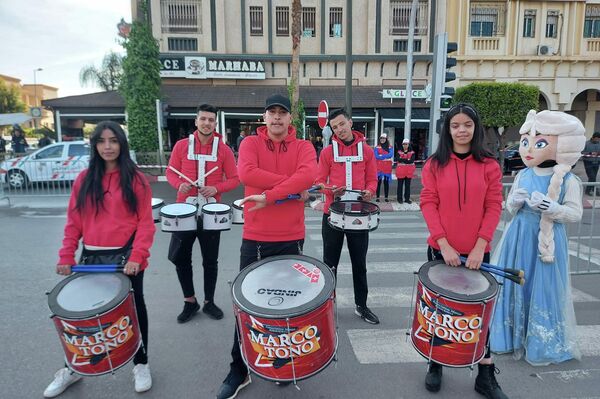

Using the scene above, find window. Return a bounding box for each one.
[276,6,289,36]
[302,7,316,37]
[36,145,64,160]
[546,10,558,38]
[329,7,343,37]
[470,2,506,37]
[523,10,536,38]
[389,0,428,36]
[250,6,263,36]
[393,39,422,52]
[168,37,198,51]
[68,144,90,157]
[584,5,600,38]
[160,0,202,33]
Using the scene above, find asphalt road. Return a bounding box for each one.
[1,183,600,399]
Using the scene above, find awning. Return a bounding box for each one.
[0,113,32,126]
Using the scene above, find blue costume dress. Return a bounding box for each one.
[490,168,580,365]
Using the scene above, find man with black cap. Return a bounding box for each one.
[583,132,600,195]
[215,93,317,399]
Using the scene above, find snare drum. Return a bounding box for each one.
[47,273,141,376]
[159,203,197,232]
[232,255,337,382]
[151,198,164,223]
[328,200,380,232]
[201,203,232,231]
[232,199,244,224]
[410,260,499,367]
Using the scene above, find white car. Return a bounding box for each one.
[0,141,90,189]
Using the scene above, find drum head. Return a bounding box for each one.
[418,260,498,302]
[202,203,230,213]
[160,203,196,217]
[48,273,131,319]
[151,198,164,208]
[232,199,244,210]
[232,255,335,318]
[329,200,380,216]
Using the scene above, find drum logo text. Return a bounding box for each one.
[292,262,321,283]
[247,316,321,367]
[257,288,301,297]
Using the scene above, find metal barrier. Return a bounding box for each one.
[500,182,600,275]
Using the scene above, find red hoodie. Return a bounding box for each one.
[58,169,156,269]
[420,154,503,254]
[237,125,317,241]
[166,131,239,202]
[315,131,378,214]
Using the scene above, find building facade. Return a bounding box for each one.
[0,74,58,129]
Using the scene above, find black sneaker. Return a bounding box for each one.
[216,370,251,399]
[425,362,443,392]
[177,301,200,323]
[203,301,224,320]
[397,199,403,204]
[355,305,380,324]
[405,199,412,204]
[384,198,389,202]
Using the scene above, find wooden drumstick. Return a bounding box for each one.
[193,166,219,186]
[168,166,199,187]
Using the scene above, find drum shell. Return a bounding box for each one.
[160,204,197,232]
[234,298,337,382]
[48,274,141,376]
[231,200,244,224]
[201,203,232,230]
[151,198,164,223]
[410,264,498,367]
[328,200,380,232]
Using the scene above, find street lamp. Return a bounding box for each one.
[33,67,43,128]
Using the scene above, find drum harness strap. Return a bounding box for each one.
[332,141,363,194]
[255,241,304,261]
[187,133,219,206]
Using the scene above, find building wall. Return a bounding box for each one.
[0,74,57,129]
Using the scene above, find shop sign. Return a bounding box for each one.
[160,55,265,80]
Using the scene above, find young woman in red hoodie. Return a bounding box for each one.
[419,104,505,398]
[45,121,155,398]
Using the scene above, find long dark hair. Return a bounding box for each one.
[77,121,142,214]
[430,103,493,167]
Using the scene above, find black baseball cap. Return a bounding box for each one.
[265,94,291,113]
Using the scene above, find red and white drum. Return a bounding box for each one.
[328,200,380,232]
[232,255,337,382]
[410,260,499,367]
[48,273,141,376]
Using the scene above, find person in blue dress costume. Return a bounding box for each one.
[490,110,585,366]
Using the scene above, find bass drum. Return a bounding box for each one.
[231,255,337,382]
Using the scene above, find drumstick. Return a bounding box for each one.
[72,265,124,273]
[459,256,524,278]
[480,266,525,286]
[193,166,219,185]
[275,186,321,204]
[168,166,199,187]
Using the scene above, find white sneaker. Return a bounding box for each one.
[43,368,82,398]
[132,364,152,393]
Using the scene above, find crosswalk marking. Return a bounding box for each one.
[336,261,423,274]
[348,325,600,364]
[308,232,429,240]
[316,245,428,254]
[306,222,427,230]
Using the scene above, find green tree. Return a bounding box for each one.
[453,82,539,168]
[80,51,124,91]
[0,80,27,114]
[290,0,302,127]
[119,1,161,152]
[288,82,305,139]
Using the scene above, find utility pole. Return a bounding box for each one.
[403,0,418,142]
[428,33,447,156]
[345,0,352,117]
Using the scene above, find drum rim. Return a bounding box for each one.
[48,273,132,319]
[232,200,244,211]
[327,217,379,233]
[418,260,499,302]
[159,203,197,218]
[151,198,164,209]
[202,203,231,214]
[329,200,381,215]
[231,255,336,318]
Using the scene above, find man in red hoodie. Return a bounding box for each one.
[315,108,380,325]
[216,94,317,399]
[166,104,239,323]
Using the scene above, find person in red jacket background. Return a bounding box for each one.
[166,104,239,323]
[396,138,416,203]
[374,133,393,202]
[216,94,317,399]
[46,121,155,397]
[419,104,506,398]
[315,108,380,325]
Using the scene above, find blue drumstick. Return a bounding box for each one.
[72,265,124,273]
[459,256,524,277]
[275,186,321,204]
[480,265,524,286]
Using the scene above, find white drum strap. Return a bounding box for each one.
[187,134,219,203]
[97,317,115,374]
[333,141,363,190]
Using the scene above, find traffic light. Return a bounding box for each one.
[440,42,458,112]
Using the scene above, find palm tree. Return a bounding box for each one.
[290,0,302,122]
[80,51,124,91]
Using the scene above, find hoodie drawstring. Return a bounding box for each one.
[266,139,289,153]
[454,160,462,212]
[453,158,470,211]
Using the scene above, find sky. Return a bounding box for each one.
[0,0,131,97]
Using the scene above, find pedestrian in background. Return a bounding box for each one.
[11,124,28,154]
[420,103,506,398]
[374,133,393,202]
[583,132,600,195]
[395,138,416,203]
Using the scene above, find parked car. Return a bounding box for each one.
[502,143,525,174]
[0,141,90,189]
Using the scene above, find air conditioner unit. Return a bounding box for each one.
[537,45,554,56]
